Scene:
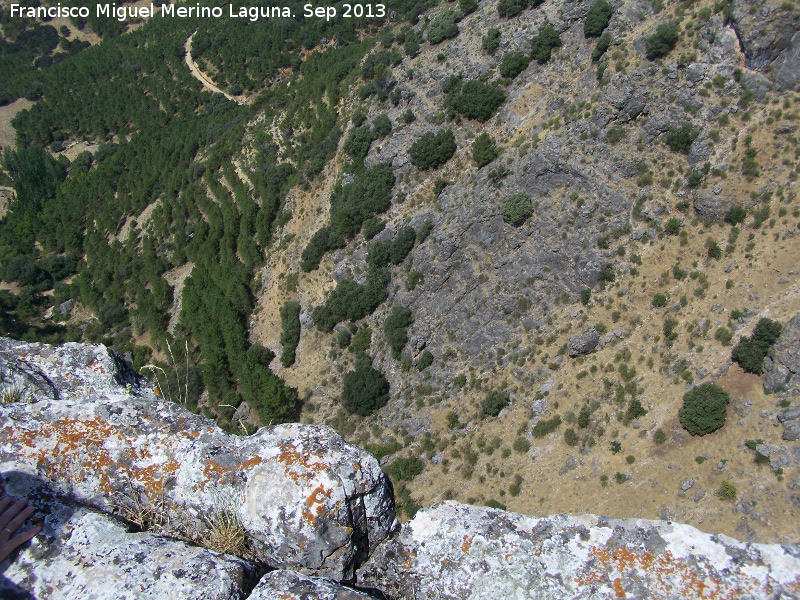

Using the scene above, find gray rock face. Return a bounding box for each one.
[0,338,396,581]
[763,313,800,394]
[0,472,255,600]
[249,570,375,599]
[359,502,800,599]
[731,1,800,89]
[692,191,738,222]
[567,327,599,356]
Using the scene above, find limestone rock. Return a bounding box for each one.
[0,340,396,581]
[359,502,800,599]
[249,570,376,599]
[567,328,599,356]
[0,472,256,600]
[763,313,800,393]
[0,337,153,403]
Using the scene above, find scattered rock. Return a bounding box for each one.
[680,478,696,492]
[567,328,599,357]
[249,570,375,599]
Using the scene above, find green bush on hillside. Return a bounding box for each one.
[482,389,510,416]
[679,382,730,436]
[384,305,414,359]
[342,353,390,416]
[645,22,679,59]
[499,51,530,79]
[472,132,498,168]
[584,0,614,38]
[501,192,533,226]
[482,27,501,54]
[450,80,506,122]
[428,10,460,45]
[531,24,562,63]
[731,318,782,374]
[409,129,457,169]
[279,301,301,367]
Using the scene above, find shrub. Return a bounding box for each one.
[482,27,501,54]
[564,428,579,446]
[645,22,679,59]
[387,456,424,481]
[482,390,510,416]
[384,306,414,359]
[532,415,562,437]
[409,129,457,170]
[665,217,681,235]
[593,32,613,62]
[416,219,434,243]
[652,293,667,308]
[459,0,478,14]
[497,0,530,18]
[343,126,374,161]
[350,325,372,353]
[337,330,351,349]
[665,124,696,154]
[428,10,460,45]
[663,317,679,345]
[362,216,386,240]
[499,51,530,79]
[312,268,390,332]
[624,398,647,424]
[531,24,562,63]
[584,0,614,38]
[501,192,533,226]
[342,353,390,416]
[598,263,616,284]
[472,132,498,168]
[401,109,416,124]
[580,288,592,306]
[714,327,733,346]
[731,318,782,374]
[372,113,392,138]
[450,81,506,122]
[718,480,737,501]
[724,205,747,225]
[406,270,424,291]
[279,301,301,367]
[653,428,667,445]
[513,437,531,453]
[417,349,434,370]
[679,383,730,436]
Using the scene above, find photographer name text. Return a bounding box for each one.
[10,3,386,22]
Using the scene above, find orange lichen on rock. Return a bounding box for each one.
[276,442,328,485]
[303,485,333,526]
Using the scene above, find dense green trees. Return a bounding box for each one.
[501,193,533,226]
[531,24,562,63]
[384,305,414,359]
[280,301,301,368]
[584,1,614,38]
[409,129,457,169]
[472,133,498,167]
[445,80,506,122]
[645,23,680,59]
[342,353,390,416]
[679,383,730,436]
[499,51,530,79]
[427,10,460,45]
[732,318,783,374]
[482,390,510,416]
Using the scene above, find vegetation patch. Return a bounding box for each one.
[679,383,730,436]
[342,353,390,416]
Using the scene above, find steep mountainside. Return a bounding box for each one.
[0,0,799,548]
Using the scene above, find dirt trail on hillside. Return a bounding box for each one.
[184,33,244,104]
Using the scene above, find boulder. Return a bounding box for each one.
[763,313,800,393]
[0,338,396,581]
[567,327,599,356]
[359,502,800,599]
[0,472,256,600]
[249,570,376,599]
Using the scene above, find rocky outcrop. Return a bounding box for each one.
[763,313,800,394]
[567,327,600,356]
[249,570,375,599]
[731,1,800,90]
[0,339,396,581]
[359,502,800,599]
[1,471,257,600]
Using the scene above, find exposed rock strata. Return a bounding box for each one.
[0,339,396,581]
[359,502,800,599]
